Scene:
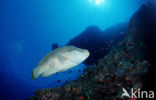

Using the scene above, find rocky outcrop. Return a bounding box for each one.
[128,2,156,90]
[29,2,156,100]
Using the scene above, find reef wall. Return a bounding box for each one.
[128,2,156,90]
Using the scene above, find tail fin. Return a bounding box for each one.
[31,67,42,80]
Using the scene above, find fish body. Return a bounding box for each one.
[31,46,89,80]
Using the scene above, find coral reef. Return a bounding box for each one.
[29,2,156,100]
[29,36,149,100]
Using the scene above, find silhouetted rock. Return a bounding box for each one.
[128,2,156,90]
[67,23,128,65]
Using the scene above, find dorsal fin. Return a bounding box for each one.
[52,43,58,50]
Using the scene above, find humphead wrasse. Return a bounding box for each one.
[31,46,89,80]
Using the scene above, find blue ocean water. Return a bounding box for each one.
[0,0,148,100]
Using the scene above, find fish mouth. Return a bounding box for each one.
[84,50,89,56]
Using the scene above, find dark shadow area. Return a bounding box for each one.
[134,2,156,90]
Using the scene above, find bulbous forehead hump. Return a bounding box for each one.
[67,46,77,50]
[65,46,77,51]
[67,46,85,53]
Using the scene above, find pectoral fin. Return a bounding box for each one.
[57,54,66,64]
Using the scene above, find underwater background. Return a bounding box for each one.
[0,0,155,100]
